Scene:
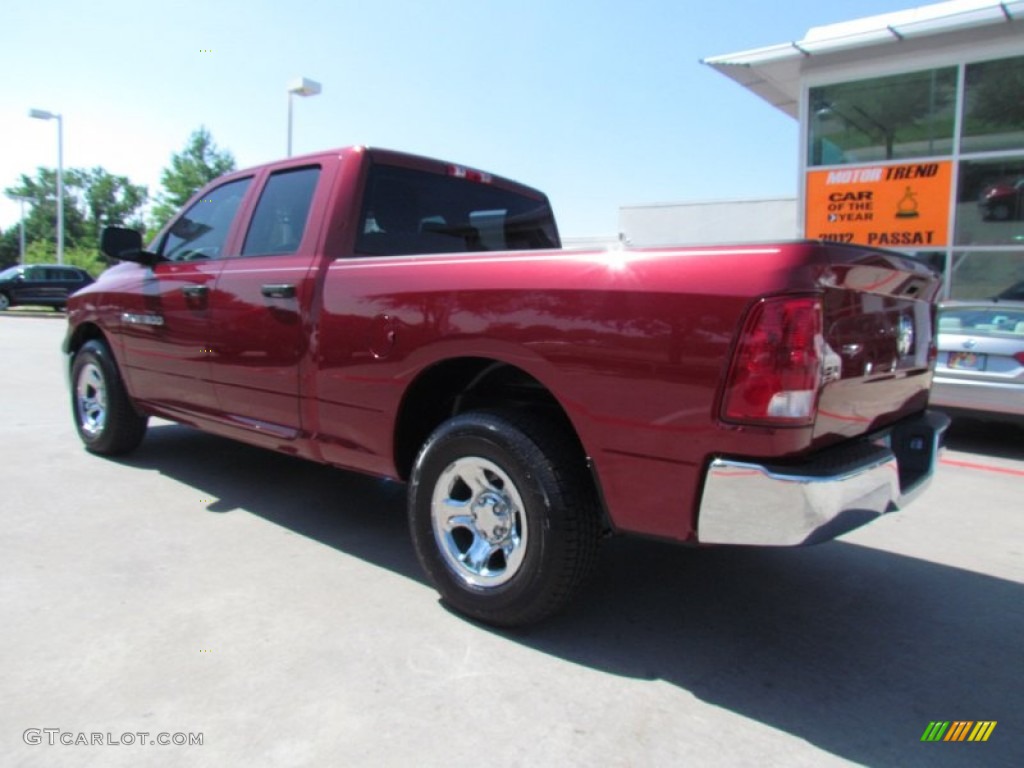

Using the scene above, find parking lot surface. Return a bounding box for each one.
[2,315,1022,767]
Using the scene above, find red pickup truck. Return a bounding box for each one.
[65,146,947,626]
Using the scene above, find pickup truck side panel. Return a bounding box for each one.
[309,243,937,542]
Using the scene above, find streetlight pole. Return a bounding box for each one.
[287,77,321,157]
[28,108,64,265]
[5,194,32,264]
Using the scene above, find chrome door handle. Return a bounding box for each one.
[182,285,209,298]
[261,284,296,299]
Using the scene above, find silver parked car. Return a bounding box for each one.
[930,300,1024,424]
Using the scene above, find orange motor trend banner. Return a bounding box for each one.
[805,160,953,248]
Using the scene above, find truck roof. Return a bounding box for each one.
[215,145,550,202]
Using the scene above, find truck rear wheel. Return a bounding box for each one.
[71,340,148,455]
[408,409,599,627]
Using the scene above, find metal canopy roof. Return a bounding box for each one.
[703,0,1024,118]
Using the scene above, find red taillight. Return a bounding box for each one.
[721,296,823,426]
[1015,351,1024,366]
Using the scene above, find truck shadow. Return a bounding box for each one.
[535,539,1021,767]
[123,423,1021,768]
[943,417,1024,461]
[121,422,423,583]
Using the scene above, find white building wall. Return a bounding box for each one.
[619,198,798,247]
[561,234,621,250]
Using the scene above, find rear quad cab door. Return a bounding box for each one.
[119,176,254,415]
[206,164,324,444]
[45,268,74,303]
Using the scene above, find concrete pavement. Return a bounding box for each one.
[2,316,1021,767]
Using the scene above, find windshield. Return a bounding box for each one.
[0,266,24,279]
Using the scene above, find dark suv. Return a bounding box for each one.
[0,264,94,311]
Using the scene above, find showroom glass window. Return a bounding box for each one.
[808,68,957,166]
[806,54,1024,300]
[955,157,1024,246]
[961,55,1024,154]
[951,54,1024,298]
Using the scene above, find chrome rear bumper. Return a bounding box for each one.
[696,410,950,546]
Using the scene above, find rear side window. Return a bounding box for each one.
[47,268,80,281]
[354,164,560,257]
[242,166,321,256]
[939,306,1024,336]
[160,177,252,261]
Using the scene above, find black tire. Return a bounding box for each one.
[70,339,148,455]
[408,409,600,627]
[989,202,1011,221]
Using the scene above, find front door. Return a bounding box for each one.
[119,176,253,416]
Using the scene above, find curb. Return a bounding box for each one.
[0,310,67,319]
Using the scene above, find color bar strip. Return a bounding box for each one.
[945,721,972,741]
[968,721,997,742]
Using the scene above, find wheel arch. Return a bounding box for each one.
[64,322,112,364]
[393,357,589,482]
[63,322,135,401]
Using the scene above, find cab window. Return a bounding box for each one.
[354,164,560,257]
[241,166,320,256]
[159,177,252,261]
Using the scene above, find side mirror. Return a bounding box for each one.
[100,226,162,266]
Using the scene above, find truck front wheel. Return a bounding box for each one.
[408,410,599,627]
[71,340,148,455]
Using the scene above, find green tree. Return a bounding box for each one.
[80,167,148,244]
[150,126,236,232]
[4,166,147,253]
[5,167,89,250]
[969,58,1024,129]
[0,226,21,268]
[23,239,107,277]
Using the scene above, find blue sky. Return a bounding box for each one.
[1,0,930,238]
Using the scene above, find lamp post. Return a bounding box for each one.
[28,108,64,265]
[5,193,32,264]
[287,77,321,157]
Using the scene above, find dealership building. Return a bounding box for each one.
[622,0,1023,299]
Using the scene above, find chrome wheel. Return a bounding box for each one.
[0,293,10,311]
[76,362,107,438]
[431,456,528,588]
[410,410,600,626]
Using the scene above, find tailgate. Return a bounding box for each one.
[813,245,941,443]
